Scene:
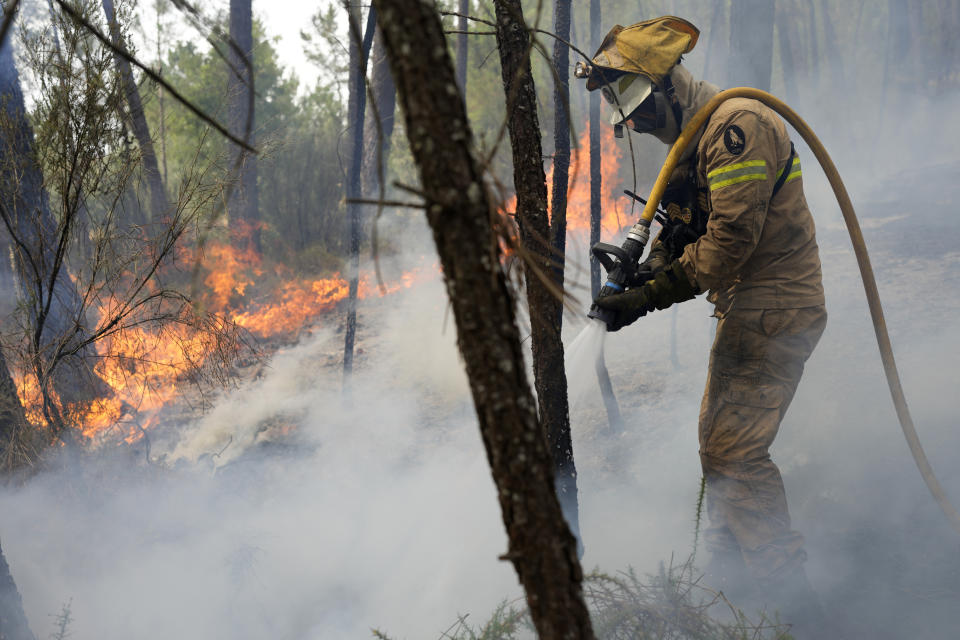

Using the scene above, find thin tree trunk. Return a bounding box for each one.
[495,0,579,551]
[882,0,913,129]
[550,0,570,294]
[455,0,469,93]
[701,0,725,81]
[818,0,844,90]
[0,36,102,412]
[0,539,34,640]
[941,0,960,92]
[906,0,926,90]
[569,17,586,117]
[370,0,594,635]
[45,0,61,57]
[728,0,775,91]
[342,5,377,379]
[361,26,396,201]
[776,0,803,104]
[228,0,260,252]
[547,0,581,547]
[589,0,601,298]
[155,4,168,186]
[0,346,35,473]
[804,0,820,92]
[588,0,623,433]
[102,0,168,223]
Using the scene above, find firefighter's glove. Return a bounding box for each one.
[592,288,654,332]
[639,242,669,278]
[646,260,699,310]
[631,243,668,286]
[595,260,697,325]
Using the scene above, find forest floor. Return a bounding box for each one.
[168,159,960,638]
[2,161,959,639]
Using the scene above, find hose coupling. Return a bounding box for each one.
[626,219,651,247]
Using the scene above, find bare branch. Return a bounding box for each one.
[53,0,256,153]
[0,0,20,51]
[346,197,425,209]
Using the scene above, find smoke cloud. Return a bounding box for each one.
[2,4,959,639]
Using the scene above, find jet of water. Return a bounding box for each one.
[564,318,608,417]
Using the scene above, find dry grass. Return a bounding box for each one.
[373,557,794,640]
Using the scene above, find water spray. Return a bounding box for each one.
[590,87,960,536]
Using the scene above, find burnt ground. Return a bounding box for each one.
[179,164,960,639]
[4,161,956,639]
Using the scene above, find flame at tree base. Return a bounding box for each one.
[12,120,628,450]
[13,235,437,446]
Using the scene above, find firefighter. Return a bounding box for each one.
[582,17,827,631]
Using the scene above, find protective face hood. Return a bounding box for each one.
[603,74,653,126]
[648,64,720,149]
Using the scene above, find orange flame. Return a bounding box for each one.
[230,265,433,338]
[13,233,438,444]
[552,122,631,236]
[502,122,630,237]
[13,120,627,447]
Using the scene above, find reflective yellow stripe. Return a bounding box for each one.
[776,156,801,180]
[785,168,802,183]
[707,159,767,179]
[709,173,768,191]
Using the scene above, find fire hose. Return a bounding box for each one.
[592,87,960,536]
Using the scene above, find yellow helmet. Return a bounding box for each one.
[582,16,699,92]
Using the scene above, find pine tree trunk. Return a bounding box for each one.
[546,0,582,546]
[728,0,775,91]
[776,0,803,104]
[361,27,396,201]
[587,0,623,433]
[0,539,34,640]
[342,6,376,380]
[0,346,34,473]
[0,36,102,412]
[102,0,168,222]
[550,0,570,291]
[701,0,726,82]
[818,0,844,90]
[370,0,594,635]
[228,0,260,252]
[804,0,820,91]
[455,0,469,93]
[495,0,581,549]
[589,0,601,298]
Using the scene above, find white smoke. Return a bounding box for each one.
[2,5,960,637]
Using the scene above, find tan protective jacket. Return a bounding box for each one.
[677,97,825,312]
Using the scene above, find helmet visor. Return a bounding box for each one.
[603,74,653,126]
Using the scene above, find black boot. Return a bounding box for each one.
[702,547,753,610]
[758,566,827,640]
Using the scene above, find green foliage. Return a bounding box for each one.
[300,4,349,109]
[149,15,348,269]
[153,18,299,185]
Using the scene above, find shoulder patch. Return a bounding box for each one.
[723,125,745,155]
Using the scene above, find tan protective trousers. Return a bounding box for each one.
[699,305,827,582]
